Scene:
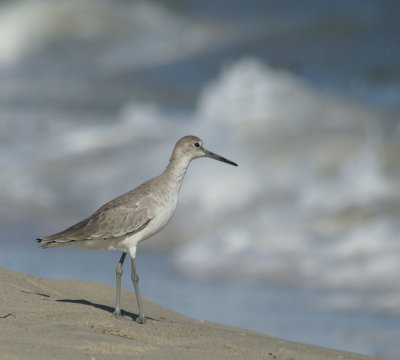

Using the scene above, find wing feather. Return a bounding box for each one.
[38,179,161,247]
[39,201,153,244]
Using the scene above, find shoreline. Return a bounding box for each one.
[0,267,380,360]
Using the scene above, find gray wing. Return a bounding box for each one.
[39,196,153,245]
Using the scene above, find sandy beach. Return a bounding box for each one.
[0,267,380,360]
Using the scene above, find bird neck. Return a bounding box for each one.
[163,155,192,190]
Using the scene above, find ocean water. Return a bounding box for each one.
[1,1,400,359]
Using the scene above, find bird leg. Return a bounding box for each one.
[131,257,147,324]
[113,251,127,318]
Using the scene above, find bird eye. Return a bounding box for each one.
[194,142,200,148]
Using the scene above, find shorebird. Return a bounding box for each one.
[37,135,237,324]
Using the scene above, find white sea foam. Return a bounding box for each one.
[0,0,231,67]
[173,59,400,305]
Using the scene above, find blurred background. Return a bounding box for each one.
[1,0,400,358]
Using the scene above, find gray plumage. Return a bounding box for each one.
[37,135,237,323]
[39,184,155,247]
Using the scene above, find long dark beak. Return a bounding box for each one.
[204,149,238,167]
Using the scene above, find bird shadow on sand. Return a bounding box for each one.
[55,299,155,322]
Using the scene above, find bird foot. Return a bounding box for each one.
[136,316,147,324]
[113,309,123,319]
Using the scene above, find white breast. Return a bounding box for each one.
[121,191,178,257]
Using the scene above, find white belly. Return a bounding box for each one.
[122,202,176,256]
